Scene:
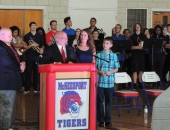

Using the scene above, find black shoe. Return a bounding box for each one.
[105,122,112,126]
[98,122,104,127]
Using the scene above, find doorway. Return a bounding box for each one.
[0,9,43,36]
[152,11,170,28]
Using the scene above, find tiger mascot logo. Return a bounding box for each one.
[60,91,83,118]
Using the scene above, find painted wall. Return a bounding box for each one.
[117,0,170,31]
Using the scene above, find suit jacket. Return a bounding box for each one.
[40,44,78,64]
[0,40,22,90]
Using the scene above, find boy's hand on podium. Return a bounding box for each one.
[68,61,73,64]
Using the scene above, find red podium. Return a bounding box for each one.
[39,63,97,130]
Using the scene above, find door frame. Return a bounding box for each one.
[0,5,46,30]
[151,8,170,28]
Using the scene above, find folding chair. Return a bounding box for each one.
[140,72,164,114]
[112,72,140,116]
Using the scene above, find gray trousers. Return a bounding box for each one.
[0,90,17,128]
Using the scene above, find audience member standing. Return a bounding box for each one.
[150,25,169,83]
[112,24,126,89]
[24,22,45,94]
[123,29,132,79]
[76,29,96,63]
[36,27,46,45]
[92,30,103,53]
[72,28,81,47]
[62,17,75,36]
[163,26,170,81]
[46,20,58,46]
[130,23,146,89]
[143,28,151,72]
[86,17,99,32]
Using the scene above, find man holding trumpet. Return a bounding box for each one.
[24,22,45,94]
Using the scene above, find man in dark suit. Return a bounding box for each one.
[41,31,78,64]
[0,28,25,130]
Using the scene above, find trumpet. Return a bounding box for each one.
[28,37,40,53]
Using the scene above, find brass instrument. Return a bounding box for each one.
[28,37,40,53]
[157,36,167,55]
[137,37,142,47]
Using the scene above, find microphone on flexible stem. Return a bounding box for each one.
[36,55,43,64]
[79,49,109,63]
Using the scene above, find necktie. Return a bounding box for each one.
[61,46,66,62]
[9,46,20,63]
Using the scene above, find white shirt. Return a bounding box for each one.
[57,44,67,58]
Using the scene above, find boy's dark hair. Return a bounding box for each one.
[64,17,71,25]
[9,26,20,36]
[50,20,57,25]
[123,29,130,34]
[103,36,113,44]
[90,17,97,22]
[29,22,36,27]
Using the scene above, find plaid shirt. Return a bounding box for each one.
[96,50,120,88]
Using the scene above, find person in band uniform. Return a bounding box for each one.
[24,22,45,94]
[130,23,146,89]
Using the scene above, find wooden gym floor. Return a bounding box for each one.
[15,83,166,130]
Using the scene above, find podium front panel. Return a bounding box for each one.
[39,64,97,130]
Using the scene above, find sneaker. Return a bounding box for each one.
[98,122,104,127]
[23,91,29,95]
[105,122,112,127]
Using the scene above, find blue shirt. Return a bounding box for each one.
[96,50,120,88]
[111,34,126,61]
[76,48,93,63]
[62,28,76,35]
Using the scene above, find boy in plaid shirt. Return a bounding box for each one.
[96,37,120,127]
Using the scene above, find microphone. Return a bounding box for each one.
[78,49,109,63]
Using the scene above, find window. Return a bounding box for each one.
[127,9,147,33]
